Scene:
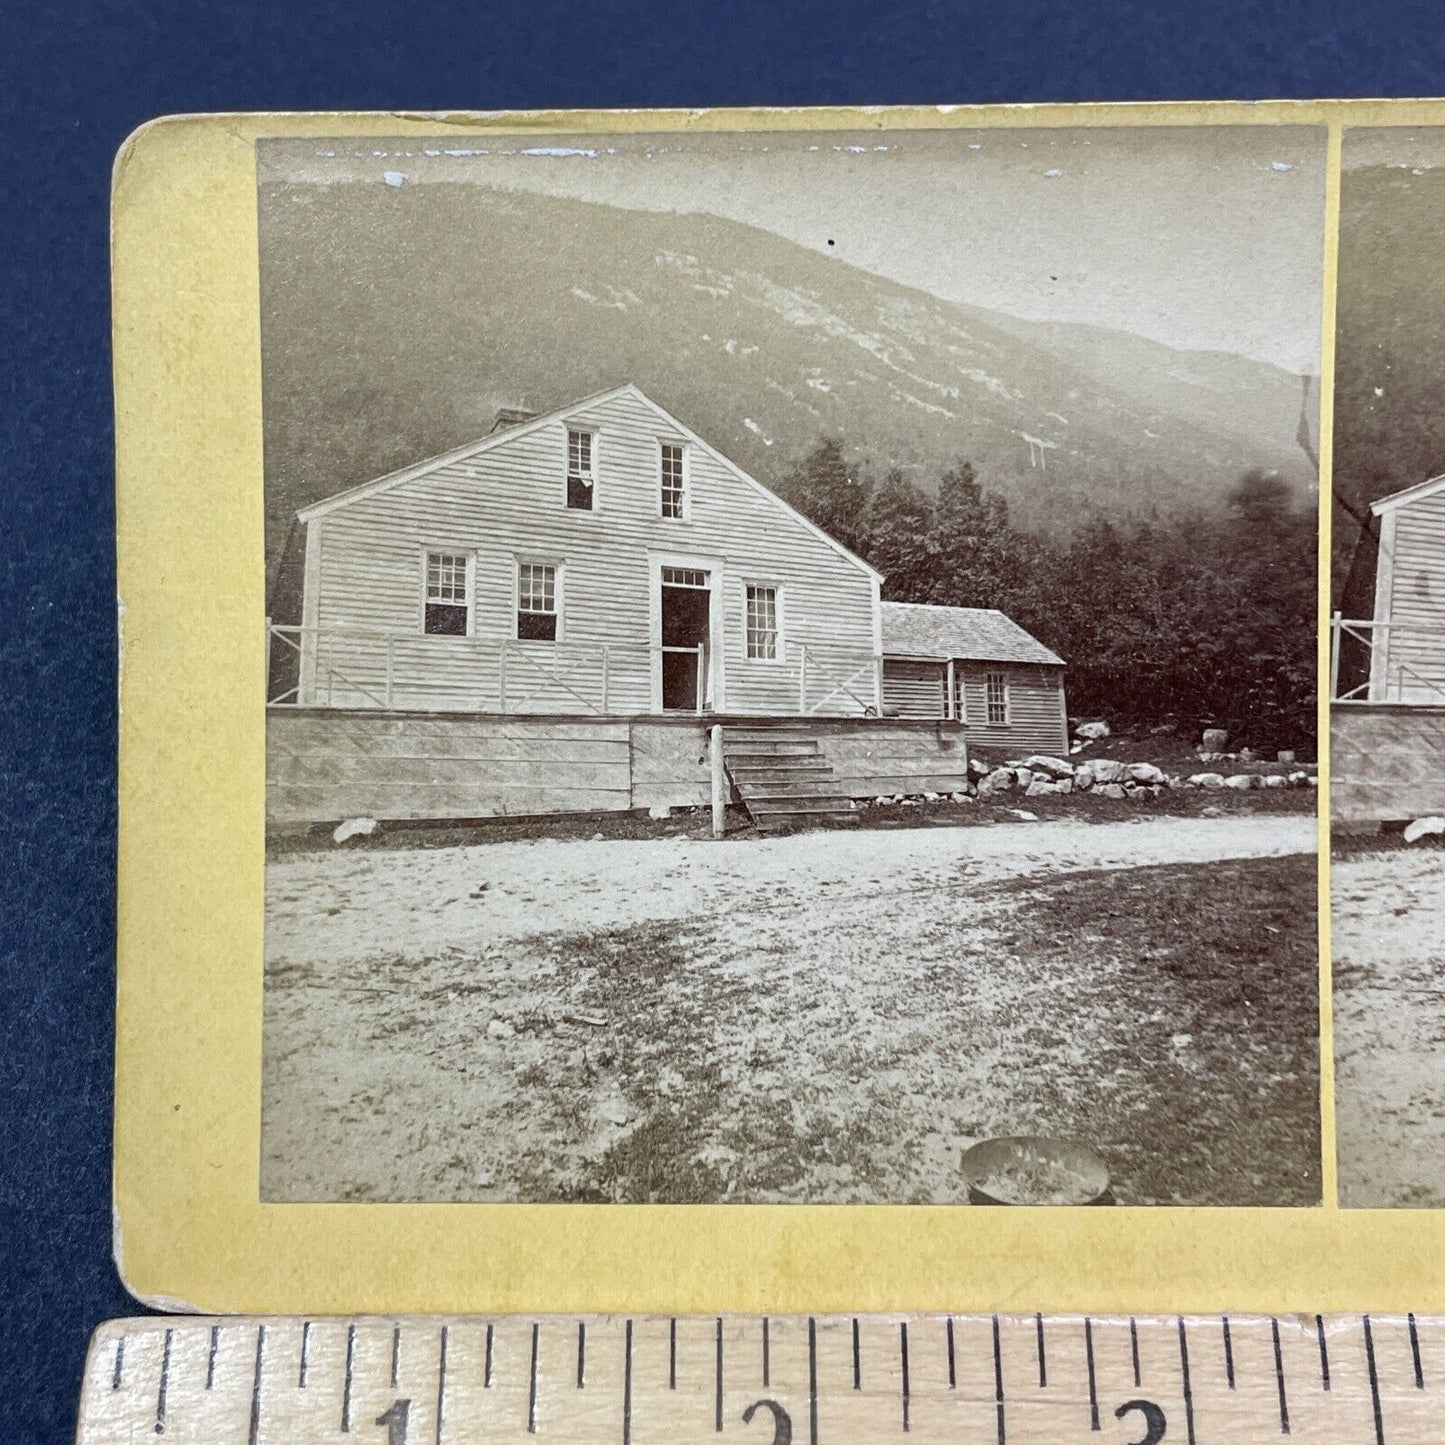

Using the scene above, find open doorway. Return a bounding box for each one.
[660,566,711,711]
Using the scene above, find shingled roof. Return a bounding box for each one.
[880,601,1065,667]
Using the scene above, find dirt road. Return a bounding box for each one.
[262,813,1318,1206]
[1333,847,1445,1207]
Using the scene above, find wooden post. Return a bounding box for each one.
[945,658,956,720]
[710,723,725,839]
[498,641,508,713]
[696,643,705,714]
[874,654,884,715]
[1329,611,1341,702]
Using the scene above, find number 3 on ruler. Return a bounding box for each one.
[375,1399,410,1444]
[1115,1398,1167,1445]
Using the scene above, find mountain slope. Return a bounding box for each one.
[259,181,1316,574]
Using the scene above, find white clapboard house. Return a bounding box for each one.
[1331,471,1445,823]
[268,384,1066,828]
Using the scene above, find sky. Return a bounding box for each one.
[263,125,1328,374]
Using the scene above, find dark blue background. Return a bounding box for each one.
[3,2,1442,1438]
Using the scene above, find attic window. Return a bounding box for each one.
[566,428,595,511]
[660,442,686,518]
[423,551,470,635]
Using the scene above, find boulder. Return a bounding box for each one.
[1073,766,1095,791]
[1025,780,1058,797]
[923,791,941,802]
[1075,719,1111,740]
[1277,750,1296,765]
[1096,783,1127,800]
[1126,762,1167,785]
[1055,778,1073,795]
[1014,768,1036,789]
[1092,758,1125,784]
[333,816,379,844]
[1202,727,1229,752]
[968,758,991,779]
[1022,754,1075,778]
[980,769,1015,794]
[1404,816,1445,844]
[648,804,671,820]
[486,1018,515,1040]
[1262,775,1288,789]
[1223,775,1254,791]
[1187,772,1226,789]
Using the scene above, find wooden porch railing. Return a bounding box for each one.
[1331,613,1445,704]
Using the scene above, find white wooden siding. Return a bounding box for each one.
[1376,489,1445,702]
[882,659,946,719]
[882,658,1067,752]
[304,391,878,714]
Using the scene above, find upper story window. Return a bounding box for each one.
[660,442,686,519]
[986,670,1009,725]
[517,562,558,641]
[566,428,595,511]
[423,551,470,635]
[745,584,779,660]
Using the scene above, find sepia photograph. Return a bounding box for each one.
[259,126,1324,1207]
[1331,127,1445,1207]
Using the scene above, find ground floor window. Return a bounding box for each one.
[423,550,470,635]
[745,583,779,659]
[986,670,1009,725]
[517,562,558,641]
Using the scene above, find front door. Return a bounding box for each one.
[660,567,711,711]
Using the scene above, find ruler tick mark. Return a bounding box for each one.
[1271,1316,1291,1434]
[623,1319,633,1445]
[1084,1317,1099,1432]
[808,1316,819,1445]
[1410,1313,1425,1389]
[1035,1312,1046,1388]
[1130,1316,1141,1387]
[946,1315,956,1388]
[528,1321,540,1435]
[852,1317,860,1391]
[1316,1314,1331,1390]
[1178,1317,1196,1445]
[1364,1315,1385,1445]
[715,1316,724,1433]
[342,1323,356,1432]
[762,1315,770,1387]
[111,1335,125,1391]
[248,1325,266,1445]
[392,1323,401,1388]
[900,1321,911,1434]
[578,1320,586,1388]
[669,1318,676,1390]
[1223,1315,1236,1389]
[298,1321,310,1389]
[484,1323,493,1388]
[154,1327,173,1434]
[992,1315,1006,1445]
[436,1325,449,1445]
[207,1324,219,1392]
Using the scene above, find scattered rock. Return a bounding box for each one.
[1073,767,1094,791]
[1172,1033,1193,1049]
[1126,762,1167,785]
[923,790,941,802]
[1277,750,1296,765]
[1223,775,1254,791]
[333,816,379,844]
[1013,768,1035,789]
[1188,772,1226,789]
[968,758,991,779]
[648,804,671,820]
[1008,809,1040,821]
[475,1173,494,1189]
[1097,783,1127,800]
[1055,778,1073,795]
[1404,816,1445,844]
[1022,754,1075,778]
[1238,748,1256,762]
[1202,727,1229,752]
[598,1098,630,1126]
[1262,775,1288,789]
[1025,780,1058,797]
[1075,720,1111,740]
[591,832,606,842]
[486,1018,515,1040]
[980,768,1015,795]
[1091,759,1125,784]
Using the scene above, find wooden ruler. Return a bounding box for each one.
[77,1313,1441,1443]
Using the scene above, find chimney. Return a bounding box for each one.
[490,406,539,433]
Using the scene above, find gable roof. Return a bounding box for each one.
[1371,472,1445,515]
[880,601,1065,667]
[295,383,883,585]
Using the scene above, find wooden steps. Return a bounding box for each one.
[721,725,859,832]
